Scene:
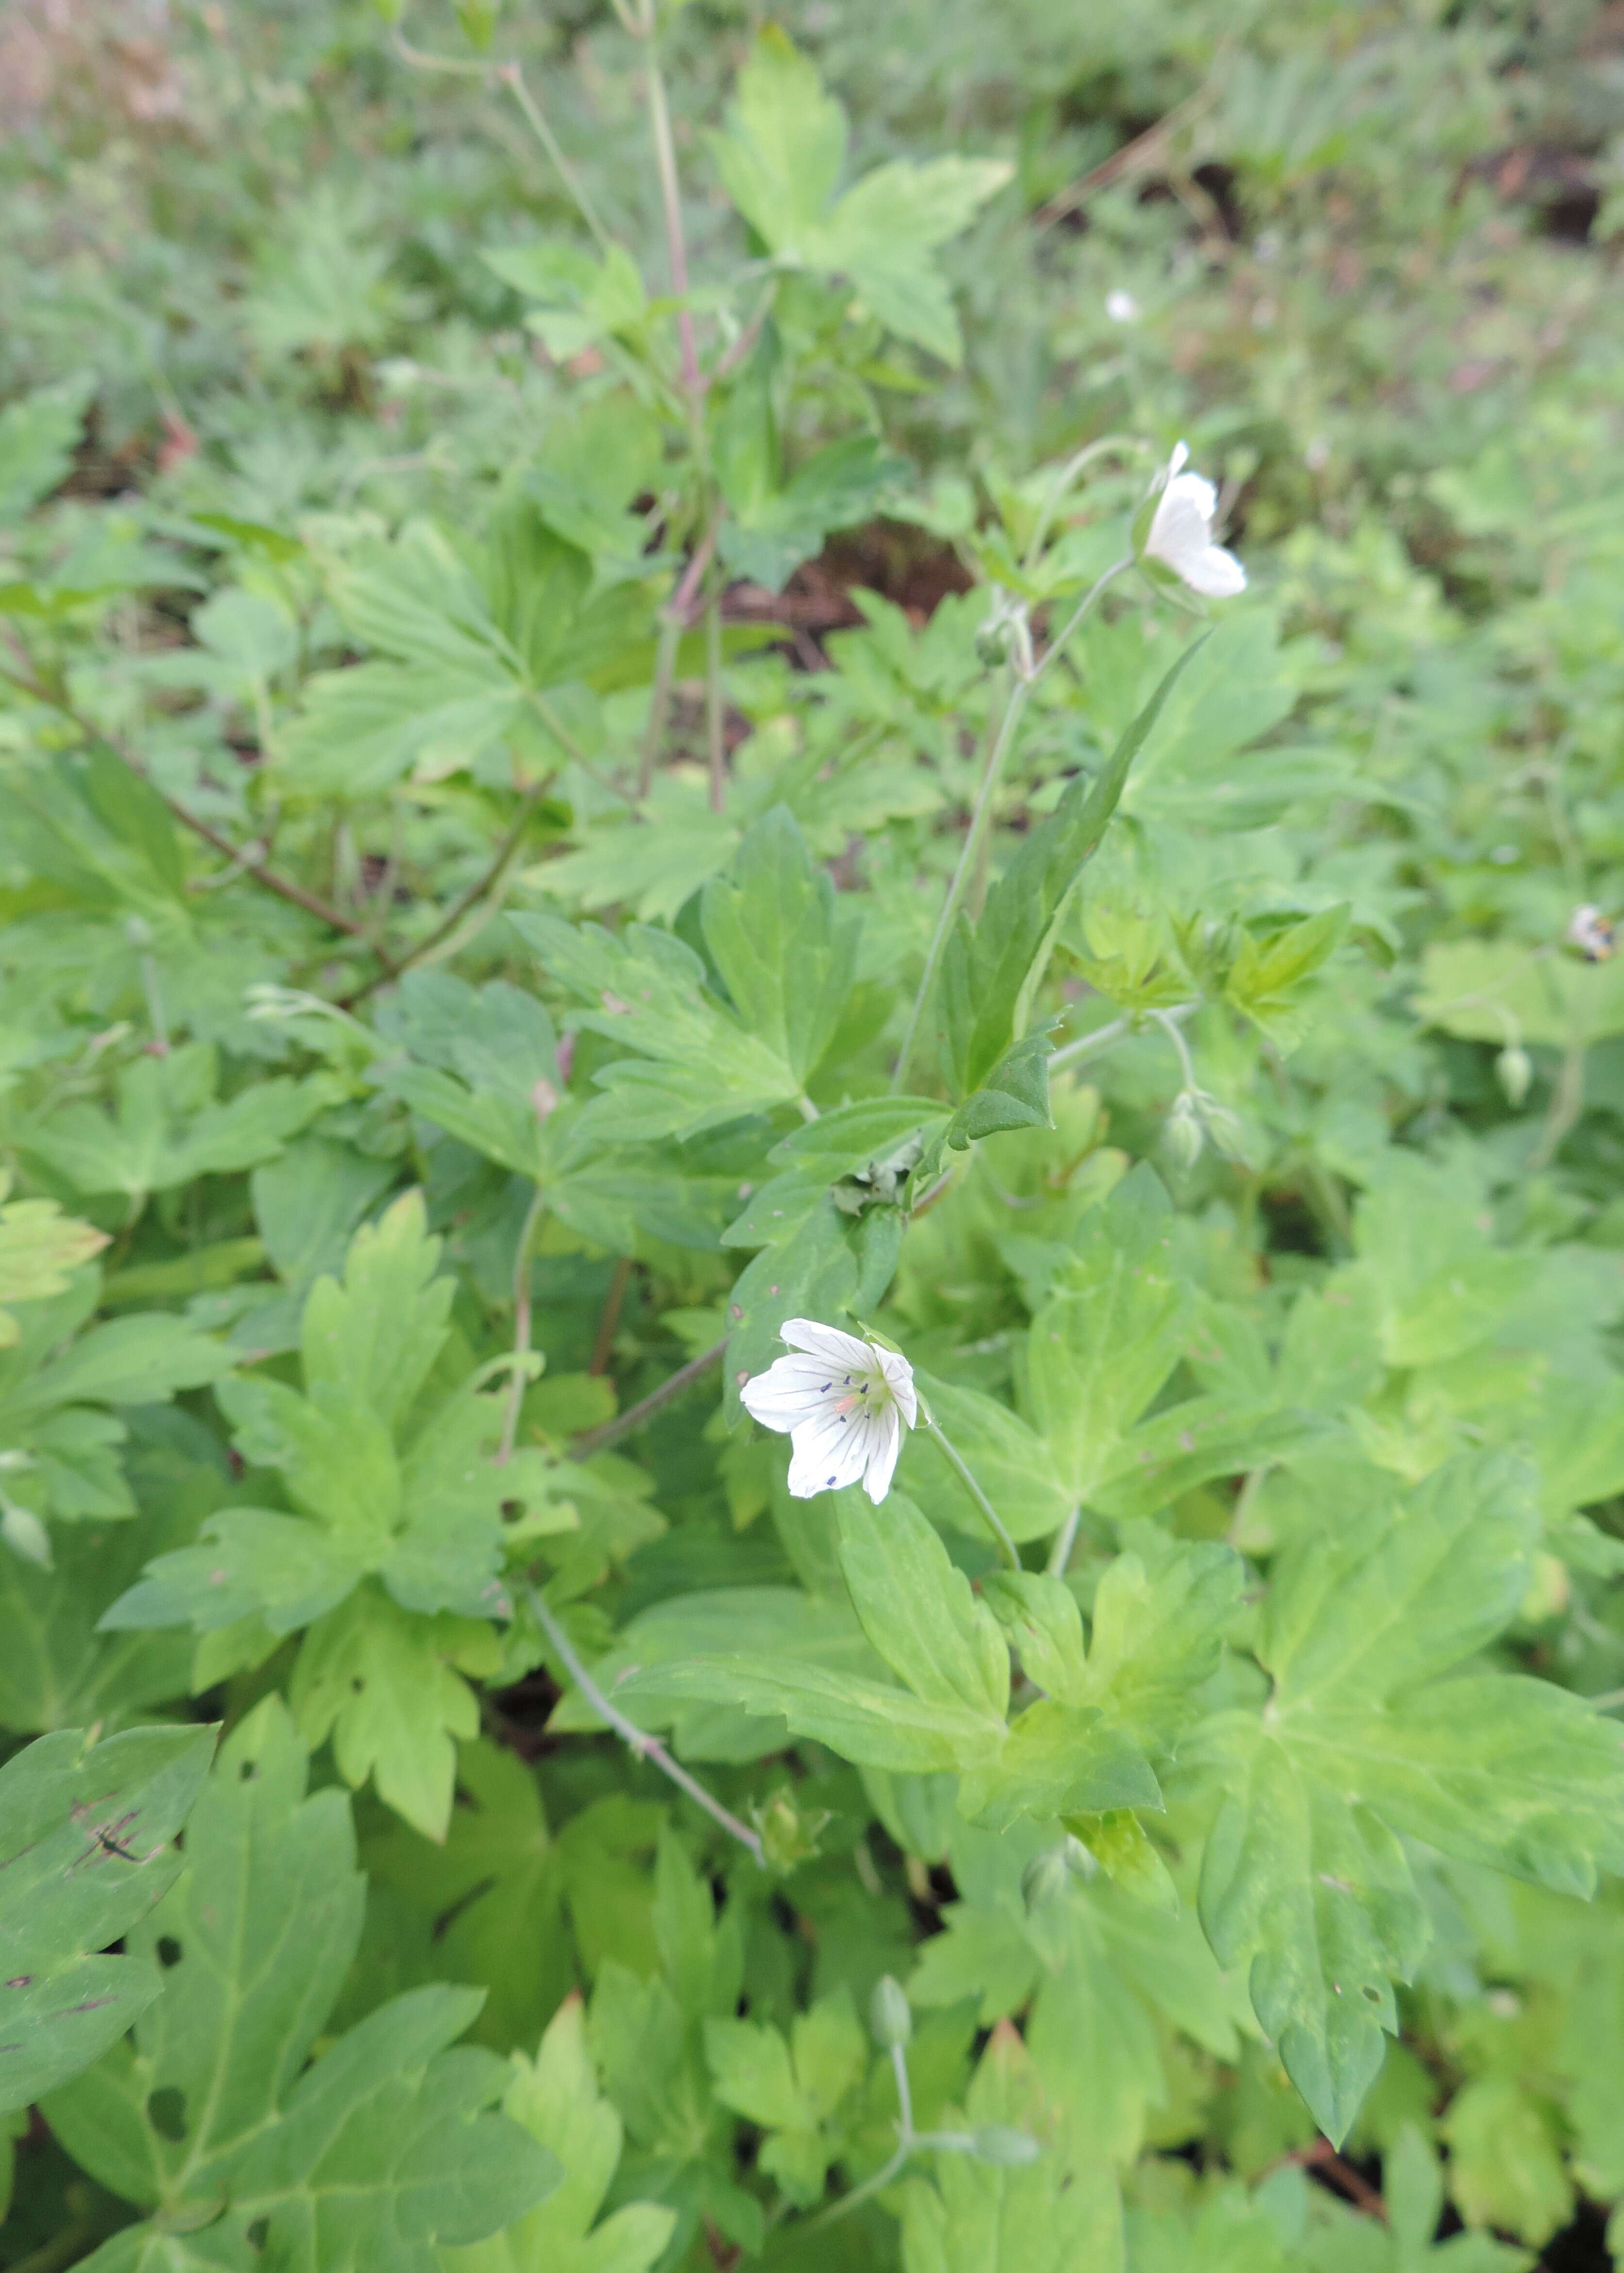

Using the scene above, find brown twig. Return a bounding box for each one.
[589,1256,633,1375]
[1034,74,1221,228]
[1294,2140,1388,2222]
[341,772,550,1009]
[569,1336,728,1458]
[0,650,386,956]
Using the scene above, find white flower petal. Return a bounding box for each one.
[1180,543,1247,598]
[741,1355,840,1432]
[780,1318,874,1370]
[1168,439,1190,478]
[1145,485,1217,579]
[874,1345,918,1426]
[861,1404,903,1504]
[786,1411,873,1499]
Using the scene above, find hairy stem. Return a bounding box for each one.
[639,6,701,394]
[920,1408,1021,1570]
[890,556,1132,1094]
[497,1184,549,1466]
[528,1586,765,1865]
[497,61,617,257]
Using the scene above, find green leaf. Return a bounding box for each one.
[1441,2078,1573,2247]
[1416,938,1624,1049]
[290,1588,502,1841]
[710,31,1008,364]
[900,2022,1123,2273]
[940,642,1206,1103]
[836,1489,1009,1724]
[1201,1454,1624,2142]
[0,1722,215,2113]
[618,1651,986,1773]
[1026,1166,1188,1506]
[701,807,858,1085]
[709,27,848,252]
[705,1992,865,2208]
[513,912,803,1137]
[1223,906,1349,1047]
[718,434,904,593]
[485,239,648,360]
[442,1996,675,2273]
[24,1047,328,1202]
[547,1585,882,1761]
[906,1374,1073,1544]
[45,1701,555,2271]
[820,156,1013,364]
[0,1177,107,1346]
[957,1699,1160,1832]
[0,376,94,524]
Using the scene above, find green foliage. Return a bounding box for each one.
[44,1700,556,2270]
[3,0,1624,2265]
[0,1723,214,2114]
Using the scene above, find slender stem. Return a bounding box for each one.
[889,2038,915,2137]
[590,1256,633,1375]
[639,7,701,394]
[1023,437,1145,571]
[4,2222,97,2273]
[640,510,718,798]
[1046,1014,1128,1073]
[528,1586,765,1865]
[342,777,547,1008]
[891,676,1022,1094]
[704,569,727,813]
[497,62,617,257]
[707,301,770,392]
[1531,1039,1585,1170]
[638,610,683,797]
[808,2054,915,2235]
[890,556,1132,1096]
[568,1335,728,1458]
[498,1184,549,1466]
[391,24,492,75]
[0,658,386,956]
[920,1407,1021,1570]
[808,2142,912,2230]
[1150,1004,1200,1094]
[1046,1504,1082,1577]
[1026,554,1135,697]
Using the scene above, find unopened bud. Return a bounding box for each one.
[1496,1044,1533,1108]
[1022,1844,1071,1915]
[0,1499,51,1568]
[1165,1091,1204,1171]
[871,1974,912,2051]
[972,2125,1042,2168]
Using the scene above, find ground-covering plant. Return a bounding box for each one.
[4,0,1624,2265]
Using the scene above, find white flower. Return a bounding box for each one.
[1140,442,1247,598]
[1105,289,1140,324]
[740,1318,917,1505]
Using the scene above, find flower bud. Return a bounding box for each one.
[1022,1843,1072,1915]
[1496,1044,1533,1108]
[871,1974,912,2051]
[0,1499,51,1568]
[1165,1091,1204,1171]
